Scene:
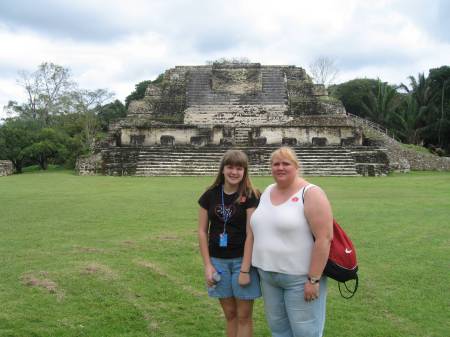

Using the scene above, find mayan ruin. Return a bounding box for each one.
[76,62,449,177]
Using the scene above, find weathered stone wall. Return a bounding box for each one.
[75,154,102,175]
[389,146,450,171]
[355,122,450,172]
[101,148,139,176]
[121,127,200,146]
[212,63,262,94]
[0,160,14,176]
[350,147,390,176]
[184,105,290,126]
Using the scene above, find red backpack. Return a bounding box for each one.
[302,188,358,299]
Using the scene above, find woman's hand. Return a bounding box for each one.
[238,272,251,286]
[304,281,320,302]
[204,264,216,287]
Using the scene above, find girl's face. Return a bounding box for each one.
[222,164,245,187]
[271,155,298,184]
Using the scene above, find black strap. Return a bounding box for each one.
[338,277,358,299]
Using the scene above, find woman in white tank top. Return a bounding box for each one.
[250,147,333,337]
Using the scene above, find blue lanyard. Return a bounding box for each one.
[221,185,229,234]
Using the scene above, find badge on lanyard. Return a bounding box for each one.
[219,233,228,247]
[220,185,229,248]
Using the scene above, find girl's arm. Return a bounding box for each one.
[238,207,256,286]
[303,187,333,301]
[198,207,216,287]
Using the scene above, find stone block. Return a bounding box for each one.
[282,137,297,146]
[220,138,235,146]
[130,134,145,146]
[0,160,14,176]
[253,137,267,146]
[190,136,208,146]
[160,135,175,146]
[312,137,328,146]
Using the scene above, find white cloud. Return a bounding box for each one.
[1,0,449,120]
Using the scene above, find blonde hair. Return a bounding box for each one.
[270,146,301,169]
[209,150,260,201]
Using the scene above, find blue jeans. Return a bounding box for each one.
[258,269,327,337]
[208,257,262,300]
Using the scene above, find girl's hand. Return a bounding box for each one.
[238,272,251,286]
[204,264,216,287]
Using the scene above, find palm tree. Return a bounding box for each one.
[393,95,426,145]
[361,79,401,128]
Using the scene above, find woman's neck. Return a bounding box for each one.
[276,177,303,192]
[223,182,239,194]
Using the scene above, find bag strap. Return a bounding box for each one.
[301,184,315,204]
[338,277,358,299]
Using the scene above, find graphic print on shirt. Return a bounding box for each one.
[214,203,236,222]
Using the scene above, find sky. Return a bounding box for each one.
[1,0,449,120]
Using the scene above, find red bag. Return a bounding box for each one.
[324,219,358,283]
[302,188,359,298]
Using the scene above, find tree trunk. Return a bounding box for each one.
[13,160,23,174]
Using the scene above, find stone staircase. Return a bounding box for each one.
[131,146,358,176]
[184,66,289,126]
[186,66,288,106]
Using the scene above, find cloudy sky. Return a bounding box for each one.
[1,0,449,120]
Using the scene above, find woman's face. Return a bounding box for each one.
[222,164,245,187]
[271,155,298,184]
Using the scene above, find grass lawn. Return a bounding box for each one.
[0,170,449,337]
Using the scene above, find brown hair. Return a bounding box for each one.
[270,146,301,169]
[209,150,260,202]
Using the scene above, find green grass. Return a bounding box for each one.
[1,171,449,337]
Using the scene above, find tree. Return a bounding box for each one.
[97,100,126,131]
[308,56,339,87]
[0,118,41,173]
[428,66,450,149]
[360,80,402,128]
[17,62,74,124]
[393,95,425,145]
[21,128,71,170]
[125,80,153,108]
[329,78,380,117]
[70,89,114,150]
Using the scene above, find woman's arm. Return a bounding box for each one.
[303,187,333,301]
[238,207,256,286]
[198,207,216,287]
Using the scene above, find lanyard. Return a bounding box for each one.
[221,185,230,234]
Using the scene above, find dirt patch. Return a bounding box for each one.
[73,245,104,253]
[155,235,179,241]
[20,272,65,301]
[135,260,169,277]
[82,262,117,280]
[135,260,203,297]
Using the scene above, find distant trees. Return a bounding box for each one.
[0,62,124,172]
[331,66,450,153]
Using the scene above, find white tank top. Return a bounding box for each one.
[251,183,316,275]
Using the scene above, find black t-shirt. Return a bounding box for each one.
[198,185,259,258]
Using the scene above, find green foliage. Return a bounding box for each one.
[97,100,126,131]
[125,80,154,108]
[0,172,449,337]
[361,80,402,127]
[21,128,71,170]
[0,118,42,173]
[329,78,380,117]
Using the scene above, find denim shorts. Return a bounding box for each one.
[207,257,262,300]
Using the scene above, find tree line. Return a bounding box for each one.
[330,66,450,154]
[1,62,449,173]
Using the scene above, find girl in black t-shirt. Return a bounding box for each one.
[198,149,261,337]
